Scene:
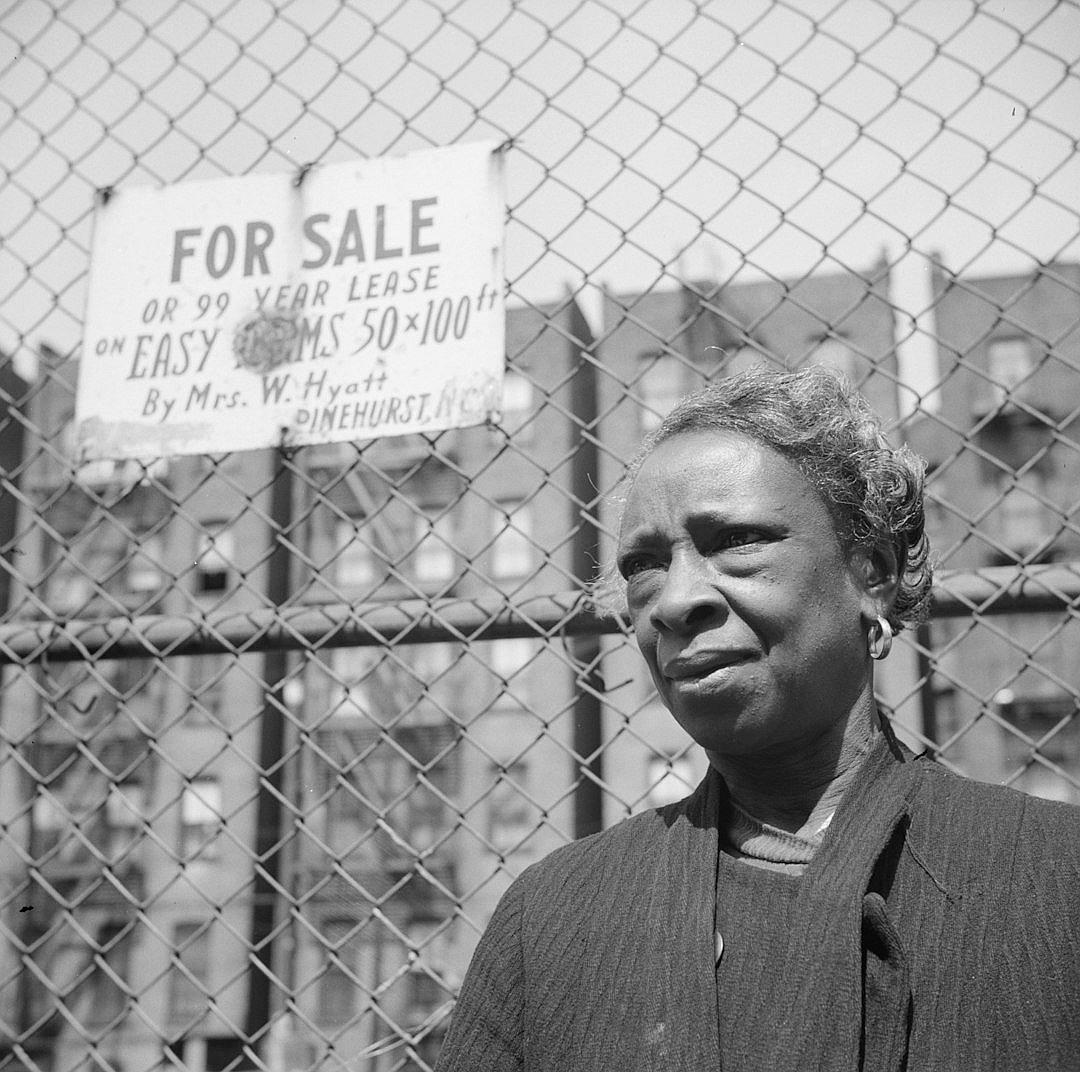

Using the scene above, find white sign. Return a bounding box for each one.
[77,142,507,459]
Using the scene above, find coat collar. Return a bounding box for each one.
[645,725,916,1070]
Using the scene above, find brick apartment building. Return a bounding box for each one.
[5,260,1076,1068]
[906,261,1080,801]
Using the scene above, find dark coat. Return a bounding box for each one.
[436,731,1080,1071]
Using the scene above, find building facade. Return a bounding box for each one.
[906,261,1080,802]
[9,258,1073,1068]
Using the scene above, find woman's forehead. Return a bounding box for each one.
[618,429,837,540]
[631,429,799,493]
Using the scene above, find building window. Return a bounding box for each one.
[644,753,697,808]
[501,368,534,440]
[989,475,1056,564]
[318,917,361,1025]
[407,967,449,1064]
[195,525,235,594]
[85,920,134,1027]
[186,655,228,724]
[484,638,538,707]
[319,758,370,859]
[114,657,156,703]
[492,637,536,683]
[409,967,446,1018]
[491,502,532,579]
[344,725,458,853]
[929,686,962,750]
[397,725,458,852]
[412,641,458,686]
[487,761,535,853]
[47,536,126,616]
[328,646,381,722]
[106,780,146,862]
[169,920,211,1027]
[637,351,684,432]
[44,553,93,616]
[180,778,222,861]
[413,510,456,586]
[31,789,66,857]
[31,746,98,864]
[489,638,537,680]
[317,721,458,860]
[127,531,165,597]
[402,919,451,1065]
[980,337,1035,413]
[333,516,376,589]
[166,1038,250,1071]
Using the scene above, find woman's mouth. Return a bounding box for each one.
[662,650,754,681]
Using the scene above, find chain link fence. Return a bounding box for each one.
[2,1,1080,1068]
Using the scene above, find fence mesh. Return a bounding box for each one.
[2,1,1080,1069]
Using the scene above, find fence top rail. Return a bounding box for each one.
[0,565,1077,665]
[0,591,606,665]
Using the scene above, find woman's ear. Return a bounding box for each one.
[855,541,901,619]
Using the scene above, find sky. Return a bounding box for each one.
[2,0,1079,384]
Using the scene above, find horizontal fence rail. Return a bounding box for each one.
[1,566,1080,665]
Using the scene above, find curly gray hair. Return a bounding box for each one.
[601,364,933,632]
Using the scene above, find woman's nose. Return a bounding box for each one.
[648,554,725,632]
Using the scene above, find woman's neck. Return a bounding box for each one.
[706,707,878,836]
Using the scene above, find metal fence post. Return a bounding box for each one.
[569,297,604,839]
[244,444,294,1055]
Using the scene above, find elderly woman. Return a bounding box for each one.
[436,365,1080,1071]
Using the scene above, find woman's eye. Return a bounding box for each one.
[619,554,658,579]
[716,529,765,550]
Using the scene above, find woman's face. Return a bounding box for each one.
[617,429,883,760]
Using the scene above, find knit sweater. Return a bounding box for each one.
[435,730,1080,1071]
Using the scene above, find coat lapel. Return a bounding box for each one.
[632,768,724,1069]
[756,732,915,1070]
